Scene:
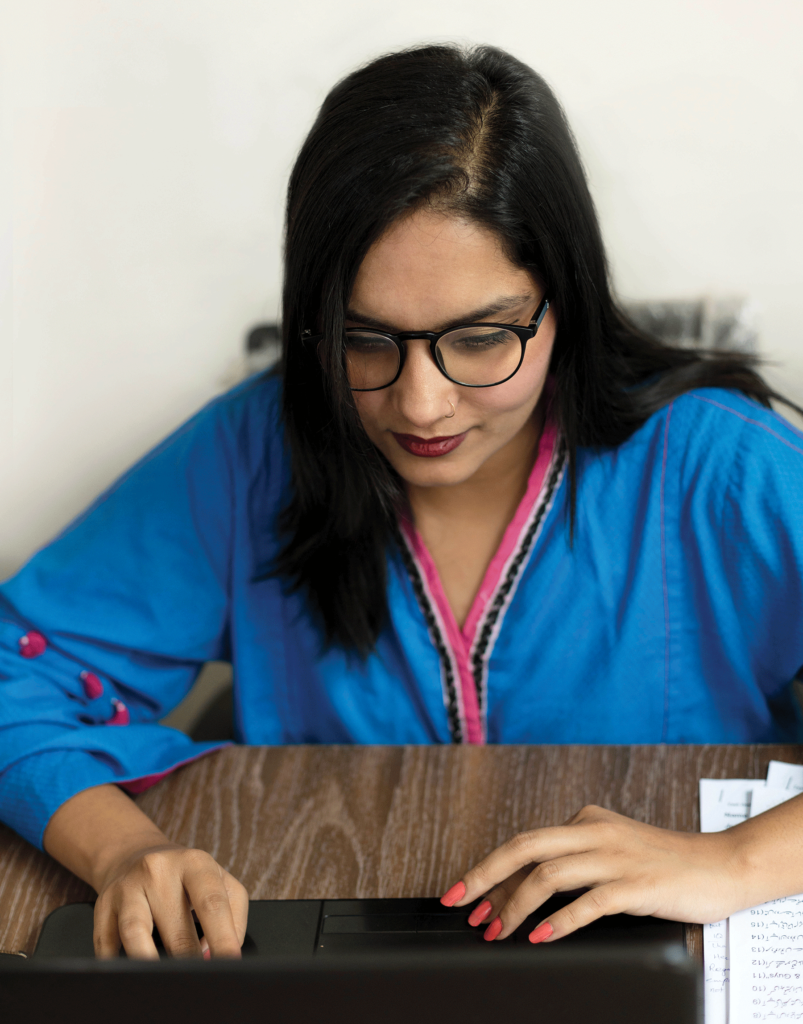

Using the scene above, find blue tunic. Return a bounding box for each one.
[1,372,803,849]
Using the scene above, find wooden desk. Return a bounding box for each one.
[1,744,800,958]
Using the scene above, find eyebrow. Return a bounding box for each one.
[344,294,535,333]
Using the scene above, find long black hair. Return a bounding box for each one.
[269,43,790,655]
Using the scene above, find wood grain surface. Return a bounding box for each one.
[1,743,801,958]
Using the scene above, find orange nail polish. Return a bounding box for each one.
[440,881,466,907]
[529,921,553,944]
[203,947,211,960]
[468,900,493,927]
[484,917,503,941]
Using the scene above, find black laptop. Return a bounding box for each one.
[0,896,700,1023]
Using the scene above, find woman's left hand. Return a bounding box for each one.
[440,804,747,944]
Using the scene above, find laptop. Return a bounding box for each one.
[0,896,700,1023]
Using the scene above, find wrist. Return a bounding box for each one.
[43,783,181,894]
[717,817,785,912]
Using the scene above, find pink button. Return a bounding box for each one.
[80,671,104,700]
[18,631,47,658]
[107,698,130,726]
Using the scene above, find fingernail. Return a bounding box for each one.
[203,947,211,960]
[484,917,503,942]
[529,921,553,944]
[440,881,466,907]
[468,900,493,927]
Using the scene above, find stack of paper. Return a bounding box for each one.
[700,761,803,1023]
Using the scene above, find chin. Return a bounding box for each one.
[391,453,478,488]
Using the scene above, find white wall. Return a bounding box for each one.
[1,0,801,578]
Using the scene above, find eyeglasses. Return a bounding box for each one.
[306,296,550,391]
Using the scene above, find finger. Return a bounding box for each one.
[455,825,603,905]
[116,890,161,961]
[527,884,631,943]
[466,868,531,927]
[93,897,122,959]
[183,860,242,959]
[149,874,203,958]
[223,871,250,947]
[492,853,619,939]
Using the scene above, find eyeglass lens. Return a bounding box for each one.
[344,326,523,390]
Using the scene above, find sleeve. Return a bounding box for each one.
[0,396,239,849]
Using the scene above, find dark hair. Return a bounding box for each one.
[268,42,792,655]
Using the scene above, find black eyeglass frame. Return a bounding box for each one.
[305,296,550,391]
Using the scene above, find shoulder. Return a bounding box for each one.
[659,389,803,504]
[604,389,803,538]
[81,371,285,520]
[664,388,803,459]
[603,387,803,478]
[162,370,285,479]
[575,388,803,514]
[194,369,283,441]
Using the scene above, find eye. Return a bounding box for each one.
[441,327,517,351]
[463,331,510,347]
[345,331,396,353]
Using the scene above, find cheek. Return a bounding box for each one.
[469,341,552,421]
[353,393,387,440]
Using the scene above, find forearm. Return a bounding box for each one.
[727,792,803,909]
[43,784,173,893]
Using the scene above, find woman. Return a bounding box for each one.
[2,44,803,960]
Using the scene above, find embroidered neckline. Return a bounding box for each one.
[399,407,567,744]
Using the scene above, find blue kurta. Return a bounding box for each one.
[2,372,803,849]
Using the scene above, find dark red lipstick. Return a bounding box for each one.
[392,432,467,457]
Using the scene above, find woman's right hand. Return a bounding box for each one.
[43,781,249,960]
[93,840,249,959]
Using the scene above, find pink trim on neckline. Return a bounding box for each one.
[400,521,482,743]
[461,412,558,649]
[400,398,559,744]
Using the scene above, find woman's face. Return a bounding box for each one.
[348,208,557,490]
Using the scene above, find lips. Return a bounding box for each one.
[392,432,467,457]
